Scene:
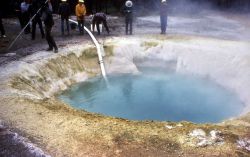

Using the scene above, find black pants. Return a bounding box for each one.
[45,26,57,49]
[21,12,30,33]
[0,17,5,36]
[77,19,84,34]
[32,16,45,40]
[61,17,69,35]
[16,12,23,29]
[94,20,109,35]
[125,18,133,35]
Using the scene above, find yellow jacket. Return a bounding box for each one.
[75,4,86,20]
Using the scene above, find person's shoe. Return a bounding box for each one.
[1,35,6,38]
[46,47,53,51]
[54,48,58,53]
[161,32,166,34]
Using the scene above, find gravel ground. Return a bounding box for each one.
[1,10,250,65]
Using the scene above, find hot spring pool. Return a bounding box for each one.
[58,70,244,123]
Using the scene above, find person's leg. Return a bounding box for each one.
[20,14,25,29]
[45,26,58,52]
[24,13,30,34]
[96,22,101,35]
[78,20,82,34]
[45,26,53,50]
[17,12,23,29]
[160,16,163,33]
[163,16,167,33]
[0,18,5,36]
[92,21,95,33]
[61,18,65,35]
[125,19,128,35]
[103,20,109,34]
[66,18,70,35]
[165,16,168,32]
[31,19,37,40]
[129,19,133,35]
[160,15,166,34]
[50,34,58,52]
[37,17,45,38]
[82,19,85,35]
[25,12,31,33]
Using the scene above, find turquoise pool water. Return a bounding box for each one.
[58,71,243,123]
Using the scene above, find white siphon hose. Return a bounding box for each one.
[69,19,107,80]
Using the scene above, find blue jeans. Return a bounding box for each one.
[61,18,69,35]
[160,15,167,33]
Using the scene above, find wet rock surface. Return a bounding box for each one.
[188,129,224,147]
[237,138,250,152]
[0,123,50,157]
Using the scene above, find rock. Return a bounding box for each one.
[197,137,213,147]
[165,125,174,129]
[189,129,206,137]
[210,130,223,143]
[188,129,224,147]
[237,138,250,152]
[176,123,183,127]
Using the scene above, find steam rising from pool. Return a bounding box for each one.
[58,68,243,123]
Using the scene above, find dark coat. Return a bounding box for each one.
[123,4,133,20]
[93,12,106,23]
[58,2,71,19]
[41,6,54,27]
[29,0,43,18]
[160,2,168,16]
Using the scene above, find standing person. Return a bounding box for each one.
[160,0,168,34]
[75,0,86,35]
[0,10,6,38]
[14,0,23,29]
[92,12,110,35]
[41,2,58,53]
[58,0,71,36]
[29,0,45,40]
[20,0,31,34]
[123,0,133,35]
